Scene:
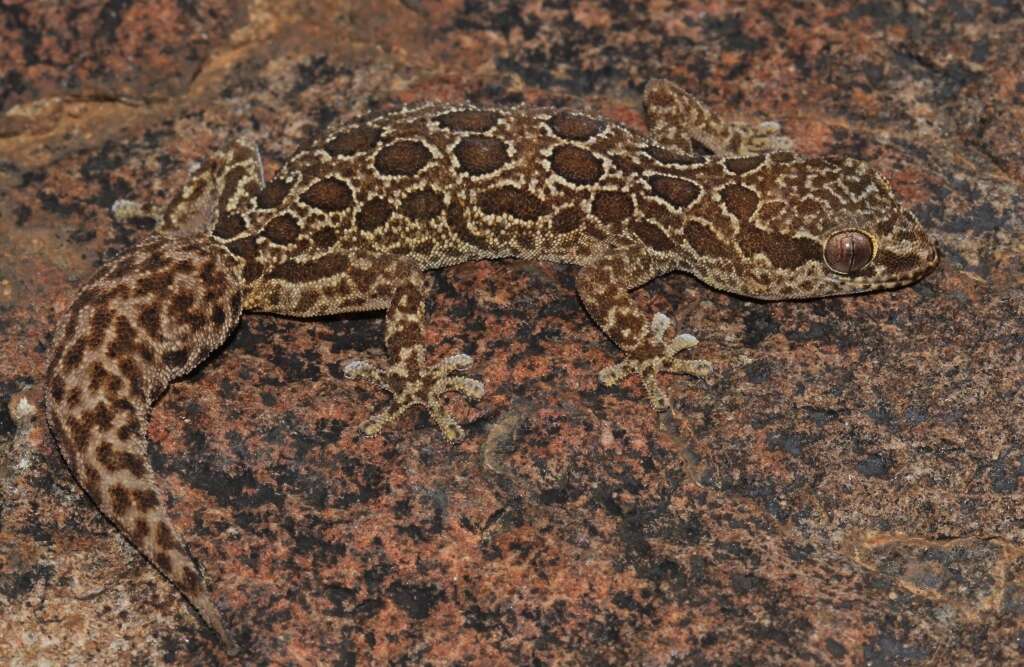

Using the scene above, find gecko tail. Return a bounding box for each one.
[44,234,246,653]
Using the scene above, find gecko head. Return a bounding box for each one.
[716,154,939,300]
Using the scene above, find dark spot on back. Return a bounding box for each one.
[649,175,700,209]
[721,183,759,223]
[375,140,432,176]
[88,362,109,391]
[634,221,674,251]
[300,178,353,213]
[268,253,349,283]
[213,213,247,239]
[725,155,765,175]
[226,237,263,282]
[356,198,392,231]
[133,488,159,511]
[82,464,102,500]
[312,227,338,249]
[134,271,174,297]
[181,567,201,595]
[447,200,481,245]
[62,339,86,372]
[591,191,634,226]
[115,356,146,400]
[91,401,113,430]
[110,484,131,515]
[163,349,189,370]
[645,146,705,165]
[227,237,257,262]
[169,292,195,324]
[157,522,177,551]
[547,111,605,141]
[479,186,550,221]
[551,207,584,234]
[96,441,147,477]
[454,136,509,175]
[400,188,445,221]
[263,213,302,245]
[686,221,733,259]
[85,306,112,352]
[138,304,162,340]
[116,422,135,441]
[257,178,290,209]
[295,290,319,313]
[436,109,498,132]
[549,145,604,185]
[325,125,382,156]
[49,376,65,402]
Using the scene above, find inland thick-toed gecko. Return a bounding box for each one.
[43,80,939,652]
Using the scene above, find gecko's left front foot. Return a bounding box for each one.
[729,120,794,154]
[344,346,485,441]
[597,313,712,411]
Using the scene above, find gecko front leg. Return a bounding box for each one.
[576,239,711,410]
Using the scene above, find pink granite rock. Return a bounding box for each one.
[1,1,1021,663]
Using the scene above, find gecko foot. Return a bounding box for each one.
[344,349,485,441]
[597,313,712,411]
[111,198,159,223]
[731,120,794,154]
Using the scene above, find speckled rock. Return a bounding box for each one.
[1,1,1022,664]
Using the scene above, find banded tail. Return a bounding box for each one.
[44,234,245,653]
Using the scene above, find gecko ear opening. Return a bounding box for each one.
[824,229,874,274]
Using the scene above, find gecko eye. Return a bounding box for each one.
[824,230,873,274]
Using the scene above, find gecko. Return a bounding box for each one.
[43,80,939,653]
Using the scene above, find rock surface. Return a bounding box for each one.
[1,1,1022,664]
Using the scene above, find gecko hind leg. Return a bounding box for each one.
[112,137,265,239]
[245,251,484,441]
[643,79,794,156]
[345,351,484,440]
[341,256,484,440]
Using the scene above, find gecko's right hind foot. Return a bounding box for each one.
[344,348,485,441]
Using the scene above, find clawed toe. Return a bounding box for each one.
[344,352,484,440]
[738,121,794,153]
[597,313,711,411]
[111,199,159,223]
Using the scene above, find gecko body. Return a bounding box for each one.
[44,81,938,651]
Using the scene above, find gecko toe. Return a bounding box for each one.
[345,353,482,440]
[738,121,794,153]
[343,359,388,390]
[597,315,708,410]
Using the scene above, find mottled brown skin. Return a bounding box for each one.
[44,80,938,651]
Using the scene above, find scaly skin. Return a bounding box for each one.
[44,80,939,651]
